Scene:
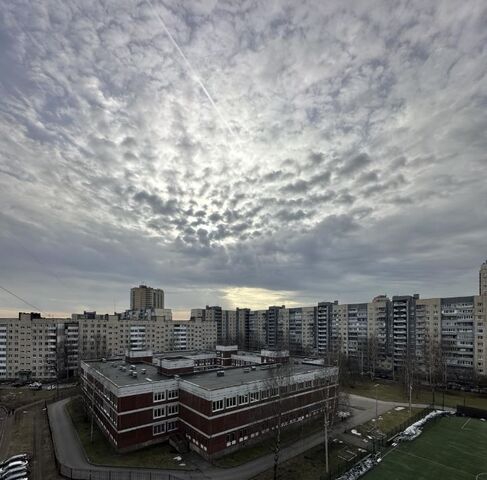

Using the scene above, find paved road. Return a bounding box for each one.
[48,395,436,480]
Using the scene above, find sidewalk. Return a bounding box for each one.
[48,394,407,480]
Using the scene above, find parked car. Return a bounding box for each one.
[2,466,29,480]
[1,461,28,472]
[0,454,29,469]
[28,381,42,390]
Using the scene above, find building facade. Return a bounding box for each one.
[80,350,339,459]
[130,285,165,310]
[480,260,487,296]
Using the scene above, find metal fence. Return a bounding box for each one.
[320,406,435,480]
[58,465,185,480]
[45,397,186,480]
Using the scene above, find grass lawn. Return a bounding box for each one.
[344,380,487,410]
[66,397,193,470]
[252,440,368,480]
[354,407,423,438]
[364,416,487,480]
[214,416,324,467]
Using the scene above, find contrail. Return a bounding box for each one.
[0,285,42,312]
[146,0,238,140]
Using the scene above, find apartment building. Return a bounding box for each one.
[316,302,334,356]
[80,350,339,459]
[0,313,72,380]
[191,306,239,346]
[75,309,217,358]
[285,307,316,354]
[367,295,392,372]
[480,260,487,296]
[130,285,165,310]
[73,309,174,359]
[0,324,7,379]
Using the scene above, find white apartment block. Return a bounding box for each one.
[0,313,72,380]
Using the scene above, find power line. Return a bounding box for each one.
[0,285,42,312]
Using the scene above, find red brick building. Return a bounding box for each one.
[80,348,339,459]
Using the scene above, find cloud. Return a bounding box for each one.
[0,0,486,316]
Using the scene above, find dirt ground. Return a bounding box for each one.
[0,387,77,480]
[0,403,62,480]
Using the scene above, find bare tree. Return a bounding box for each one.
[263,361,294,480]
[366,334,379,380]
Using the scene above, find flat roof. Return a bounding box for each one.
[182,363,331,390]
[83,359,335,390]
[84,360,166,387]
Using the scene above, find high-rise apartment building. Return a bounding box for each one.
[480,260,487,296]
[130,285,165,310]
[0,313,73,380]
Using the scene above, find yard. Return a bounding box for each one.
[214,415,325,467]
[344,380,487,410]
[66,397,194,470]
[364,416,487,479]
[352,407,423,439]
[0,385,80,411]
[251,440,368,480]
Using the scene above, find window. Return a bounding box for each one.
[153,406,165,419]
[250,391,259,403]
[168,389,178,400]
[153,422,165,435]
[153,391,165,402]
[226,432,236,446]
[167,404,179,415]
[212,399,224,412]
[270,387,279,397]
[261,389,269,399]
[238,394,248,405]
[226,397,237,408]
[167,420,177,431]
[305,381,312,388]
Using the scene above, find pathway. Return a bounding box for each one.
[47,394,429,480]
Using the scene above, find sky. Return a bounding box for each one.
[0,0,486,319]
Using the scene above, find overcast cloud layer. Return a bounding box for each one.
[1,0,486,318]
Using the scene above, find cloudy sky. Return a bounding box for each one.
[0,0,486,318]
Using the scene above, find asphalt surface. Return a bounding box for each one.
[48,395,435,480]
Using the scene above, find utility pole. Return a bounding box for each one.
[324,405,329,475]
[90,367,95,443]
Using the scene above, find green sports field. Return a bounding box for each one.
[364,416,487,480]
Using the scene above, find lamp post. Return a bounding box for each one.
[409,383,412,415]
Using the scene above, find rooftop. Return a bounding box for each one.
[182,363,333,390]
[83,359,336,390]
[84,360,165,387]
